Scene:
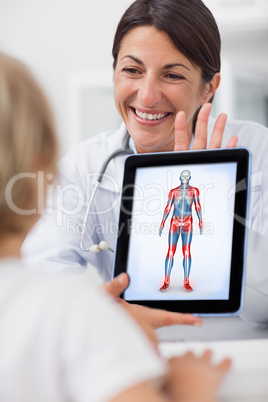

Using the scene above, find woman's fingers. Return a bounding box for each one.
[174,104,211,152]
[208,113,227,149]
[175,102,237,152]
[195,104,237,150]
[192,103,212,150]
[207,112,238,149]
[174,111,189,151]
[227,135,238,148]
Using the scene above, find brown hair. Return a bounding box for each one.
[0,53,58,235]
[113,0,221,83]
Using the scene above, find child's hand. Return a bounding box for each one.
[101,273,202,350]
[166,350,231,402]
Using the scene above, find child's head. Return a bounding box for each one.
[0,52,58,237]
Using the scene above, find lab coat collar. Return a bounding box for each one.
[128,135,138,154]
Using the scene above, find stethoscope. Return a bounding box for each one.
[80,132,133,254]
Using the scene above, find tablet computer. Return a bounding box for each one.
[113,148,251,316]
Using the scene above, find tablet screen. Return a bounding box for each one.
[113,148,250,315]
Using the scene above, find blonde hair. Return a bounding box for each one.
[0,52,58,234]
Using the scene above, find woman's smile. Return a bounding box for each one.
[130,106,172,125]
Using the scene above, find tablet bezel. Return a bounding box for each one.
[113,148,251,315]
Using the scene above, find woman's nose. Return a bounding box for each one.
[138,76,162,107]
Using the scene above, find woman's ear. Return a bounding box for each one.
[201,72,221,104]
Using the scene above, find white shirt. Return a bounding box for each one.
[22,117,268,323]
[0,258,165,402]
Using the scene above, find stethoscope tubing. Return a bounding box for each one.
[80,133,133,252]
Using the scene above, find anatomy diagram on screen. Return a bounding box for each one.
[159,170,203,292]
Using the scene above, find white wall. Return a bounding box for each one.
[0,0,267,154]
[0,0,132,153]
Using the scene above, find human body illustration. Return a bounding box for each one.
[159,170,203,292]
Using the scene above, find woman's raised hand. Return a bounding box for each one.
[174,103,238,152]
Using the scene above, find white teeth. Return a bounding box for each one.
[135,109,168,120]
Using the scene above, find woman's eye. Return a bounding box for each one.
[165,73,184,80]
[123,68,141,75]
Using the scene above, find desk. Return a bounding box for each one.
[157,317,268,401]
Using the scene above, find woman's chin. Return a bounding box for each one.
[134,139,174,154]
[127,124,174,153]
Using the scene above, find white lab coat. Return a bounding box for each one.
[23,116,268,324]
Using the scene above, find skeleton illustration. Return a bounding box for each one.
[159,170,203,292]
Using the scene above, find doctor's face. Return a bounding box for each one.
[114,26,209,154]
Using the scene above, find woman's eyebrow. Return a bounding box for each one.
[121,55,143,65]
[163,63,190,71]
[120,56,190,71]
